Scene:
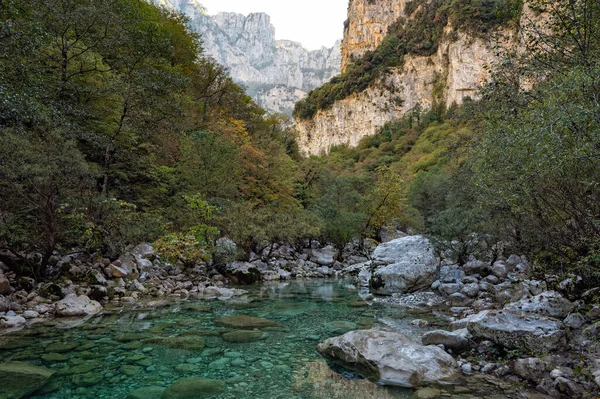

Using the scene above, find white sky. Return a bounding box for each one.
[200,0,348,50]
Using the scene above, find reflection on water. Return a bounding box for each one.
[0,279,519,398]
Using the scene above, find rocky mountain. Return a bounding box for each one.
[153,0,342,115]
[295,0,526,155]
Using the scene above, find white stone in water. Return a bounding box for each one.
[317,329,459,388]
[54,294,102,317]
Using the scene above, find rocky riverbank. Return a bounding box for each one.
[0,239,373,332]
[1,234,599,398]
[339,235,600,398]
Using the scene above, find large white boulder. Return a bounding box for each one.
[466,310,565,354]
[369,236,439,295]
[54,294,102,317]
[316,329,459,388]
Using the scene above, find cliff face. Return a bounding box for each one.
[297,0,521,155]
[298,31,499,155]
[341,0,406,72]
[153,0,341,115]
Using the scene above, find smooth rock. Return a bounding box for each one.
[467,310,565,353]
[127,386,165,399]
[54,294,102,317]
[370,236,439,295]
[222,330,267,343]
[0,361,55,398]
[316,329,459,387]
[214,315,282,329]
[161,377,225,399]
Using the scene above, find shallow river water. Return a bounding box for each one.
[0,279,526,399]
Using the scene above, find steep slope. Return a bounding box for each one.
[153,0,341,115]
[295,0,523,155]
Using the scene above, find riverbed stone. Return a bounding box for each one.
[45,341,79,353]
[0,361,55,398]
[222,330,267,343]
[151,337,205,351]
[214,314,282,329]
[410,387,441,399]
[503,291,574,319]
[161,377,225,398]
[317,329,459,387]
[54,294,102,317]
[127,386,165,399]
[466,310,565,353]
[369,236,439,295]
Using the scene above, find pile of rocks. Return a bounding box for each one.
[340,235,600,398]
[0,239,370,331]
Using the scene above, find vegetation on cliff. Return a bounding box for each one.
[310,0,600,285]
[293,0,523,120]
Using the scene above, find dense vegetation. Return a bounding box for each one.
[293,0,523,120]
[0,0,404,279]
[311,0,600,285]
[2,0,599,287]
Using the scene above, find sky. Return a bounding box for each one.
[199,0,348,50]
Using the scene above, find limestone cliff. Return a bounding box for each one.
[341,0,407,72]
[153,0,341,115]
[297,0,522,155]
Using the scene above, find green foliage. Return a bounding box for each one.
[155,197,219,267]
[0,0,317,277]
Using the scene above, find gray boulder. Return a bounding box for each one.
[310,246,338,266]
[467,310,565,354]
[0,314,26,329]
[503,291,574,319]
[54,294,102,317]
[0,295,9,312]
[161,377,225,398]
[0,361,55,398]
[221,262,261,284]
[369,236,439,295]
[316,329,459,388]
[563,313,586,329]
[0,274,11,295]
[127,386,165,399]
[131,243,156,259]
[513,358,548,382]
[421,328,471,351]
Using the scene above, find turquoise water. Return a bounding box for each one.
[0,279,524,398]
